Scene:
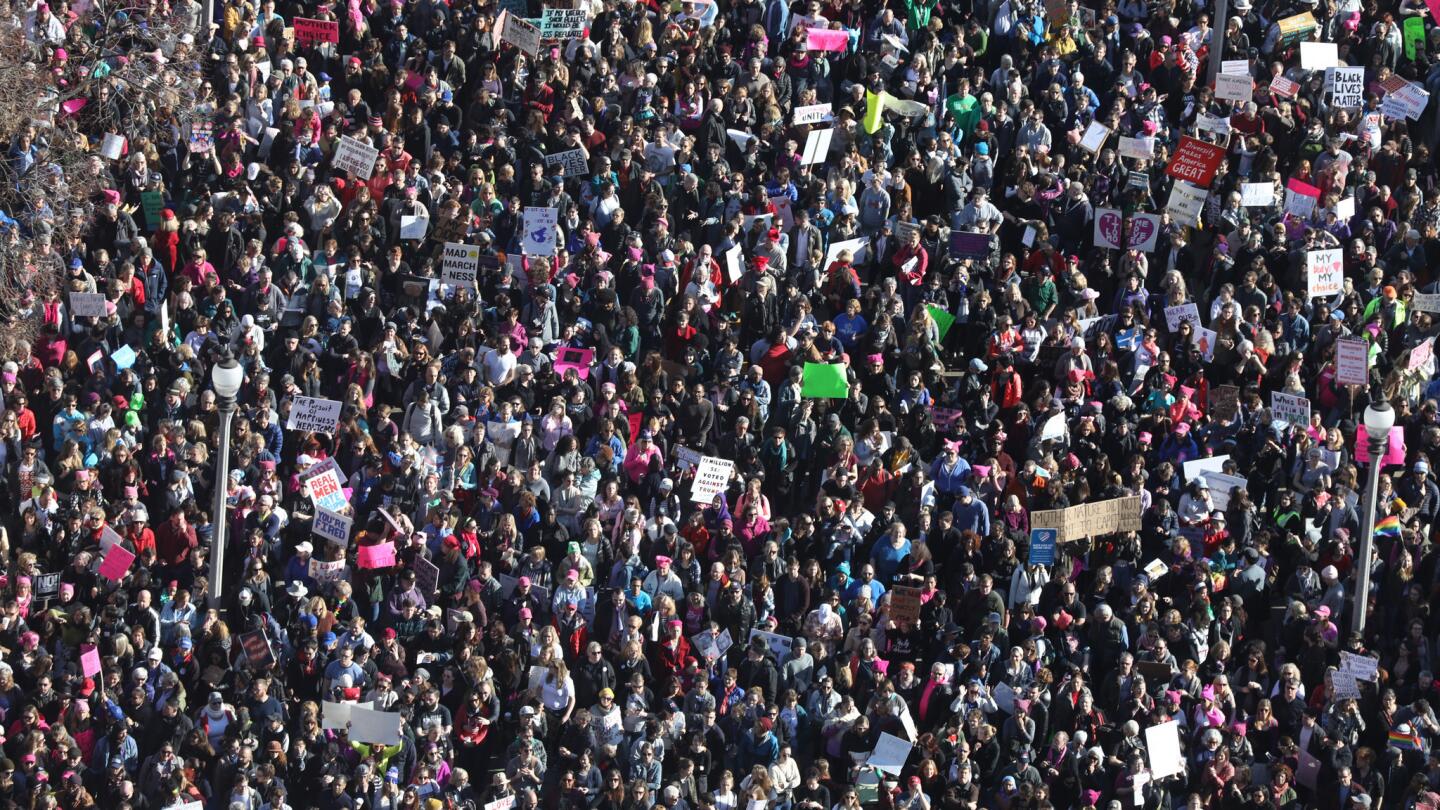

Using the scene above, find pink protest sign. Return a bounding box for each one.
[1354,426,1407,467]
[80,644,102,677]
[554,347,595,380]
[805,28,848,52]
[98,544,135,581]
[357,541,397,569]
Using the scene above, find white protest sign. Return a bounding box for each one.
[521,206,558,255]
[1335,196,1356,220]
[691,456,735,503]
[1335,337,1370,386]
[1339,651,1379,682]
[724,243,744,283]
[1330,66,1364,108]
[100,133,125,160]
[1306,248,1343,298]
[1039,412,1068,442]
[1413,292,1440,313]
[1271,392,1311,426]
[442,242,481,289]
[867,732,914,776]
[501,13,541,55]
[1241,182,1275,207]
[308,557,348,582]
[69,292,108,318]
[1201,471,1248,511]
[348,706,403,744]
[399,213,428,240]
[321,700,374,729]
[824,237,870,267]
[1165,302,1201,332]
[792,103,833,125]
[1387,81,1430,120]
[1145,720,1185,778]
[1079,120,1111,153]
[1285,185,1318,218]
[1410,337,1435,372]
[333,135,379,179]
[539,6,587,38]
[314,508,353,546]
[1221,60,1250,75]
[748,628,794,659]
[1196,113,1232,135]
[1332,671,1361,699]
[801,128,834,165]
[301,458,349,513]
[1167,181,1207,227]
[1215,73,1253,103]
[1300,42,1339,69]
[1182,454,1230,482]
[287,396,343,434]
[1117,136,1155,160]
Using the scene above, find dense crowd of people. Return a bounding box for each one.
[6,0,1440,806]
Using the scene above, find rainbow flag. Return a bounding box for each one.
[1375,515,1402,537]
[1388,726,1422,751]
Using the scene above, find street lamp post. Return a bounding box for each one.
[1353,399,1394,637]
[208,353,243,613]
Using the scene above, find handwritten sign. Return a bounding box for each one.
[792,103,833,125]
[313,508,353,546]
[691,456,735,503]
[308,558,348,582]
[80,644,102,677]
[1335,337,1369,386]
[287,396,343,434]
[521,206,557,255]
[1271,392,1311,426]
[333,136,379,180]
[1029,496,1143,543]
[294,17,340,43]
[1330,66,1364,108]
[69,292,107,318]
[1306,248,1343,298]
[442,242,480,289]
[1215,73,1253,103]
[539,6,587,38]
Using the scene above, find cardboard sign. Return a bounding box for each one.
[1241,182,1275,206]
[1330,66,1364,108]
[1277,11,1317,45]
[691,456,735,503]
[1335,336,1369,385]
[521,206,558,255]
[1271,391,1311,425]
[1339,651,1380,682]
[69,292,107,318]
[1209,385,1241,421]
[442,242,480,289]
[287,396,343,434]
[539,6,587,38]
[293,17,340,43]
[1079,120,1111,153]
[313,508,353,546]
[333,136,379,179]
[544,148,589,176]
[1166,137,1226,187]
[357,541,397,569]
[1215,73,1253,103]
[1029,496,1143,543]
[792,103,833,125]
[1117,135,1155,159]
[501,13,541,55]
[1029,528,1058,565]
[98,544,135,581]
[1306,248,1344,298]
[1167,181,1208,226]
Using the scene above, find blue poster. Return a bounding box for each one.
[1029,528,1058,566]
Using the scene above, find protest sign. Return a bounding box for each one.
[294,17,339,43]
[141,190,165,229]
[1306,249,1343,298]
[801,128,834,164]
[544,148,589,176]
[1271,392,1311,426]
[1117,135,1154,159]
[301,458,349,513]
[1335,337,1369,385]
[1196,113,1231,135]
[1215,73,1252,103]
[239,630,274,668]
[801,362,849,398]
[1166,181,1207,226]
[824,237,870,266]
[949,232,992,259]
[1354,426,1407,467]
[1182,455,1230,482]
[553,346,594,379]
[414,555,440,598]
[1241,182,1275,206]
[539,6,587,38]
[322,700,375,729]
[890,586,923,624]
[1300,41,1339,69]
[333,136,379,179]
[1410,337,1435,372]
[691,456,735,503]
[1414,292,1440,313]
[287,396,342,434]
[81,644,102,677]
[521,207,558,255]
[1079,121,1110,153]
[1284,178,1320,218]
[1166,137,1226,186]
[348,706,403,744]
[805,27,848,51]
[1164,303,1201,332]
[867,733,914,775]
[357,541,397,569]
[1270,75,1299,97]
[313,508,353,546]
[1201,471,1248,511]
[1277,11,1316,45]
[308,558,348,582]
[1029,496,1143,543]
[69,292,107,318]
[99,133,125,160]
[501,13,541,54]
[442,242,481,289]
[1339,651,1380,682]
[1331,66,1364,107]
[748,628,793,659]
[1029,528,1058,565]
[98,544,135,581]
[1147,721,1185,777]
[33,572,59,601]
[792,103,833,125]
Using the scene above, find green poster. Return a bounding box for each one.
[926,304,956,341]
[141,191,165,231]
[801,362,850,398]
[1404,16,1425,62]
